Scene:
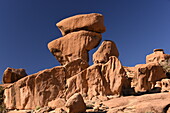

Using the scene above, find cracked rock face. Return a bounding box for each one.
[93,40,119,64]
[56,13,106,36]
[48,30,101,65]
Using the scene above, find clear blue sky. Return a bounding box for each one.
[0,0,170,82]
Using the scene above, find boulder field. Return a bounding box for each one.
[1,13,170,113]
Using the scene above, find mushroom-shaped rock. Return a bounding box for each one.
[65,93,86,113]
[93,40,119,64]
[133,62,166,93]
[57,13,106,36]
[3,67,27,83]
[146,49,170,63]
[48,30,101,65]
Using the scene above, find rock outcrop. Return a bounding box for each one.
[93,40,119,64]
[3,67,27,83]
[146,49,170,63]
[105,92,170,113]
[3,13,170,113]
[66,56,129,99]
[132,62,166,93]
[48,30,102,65]
[56,13,106,36]
[4,66,66,109]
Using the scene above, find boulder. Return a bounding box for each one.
[3,67,27,83]
[133,62,166,93]
[65,93,86,113]
[48,30,101,65]
[93,40,119,64]
[56,13,106,36]
[4,66,66,110]
[66,56,128,99]
[160,78,170,92]
[146,49,170,63]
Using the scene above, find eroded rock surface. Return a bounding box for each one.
[4,66,66,110]
[93,40,119,64]
[133,62,166,93]
[105,92,170,113]
[3,67,27,83]
[56,13,106,36]
[146,49,170,63]
[66,56,129,99]
[48,30,101,65]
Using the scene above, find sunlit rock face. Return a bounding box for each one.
[48,30,102,65]
[146,49,170,64]
[132,62,166,93]
[93,40,119,64]
[3,67,27,83]
[56,13,106,36]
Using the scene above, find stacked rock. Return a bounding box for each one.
[48,13,106,65]
[146,49,170,63]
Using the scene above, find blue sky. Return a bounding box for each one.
[0,0,170,82]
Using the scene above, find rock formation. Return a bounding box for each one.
[132,62,166,93]
[3,67,27,83]
[4,66,66,110]
[56,13,106,36]
[146,49,170,63]
[2,13,170,113]
[48,31,101,65]
[93,40,119,64]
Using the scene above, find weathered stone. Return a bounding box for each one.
[3,67,27,83]
[101,56,128,95]
[56,13,106,36]
[160,78,170,92]
[146,49,170,63]
[4,66,66,110]
[66,56,128,99]
[48,30,101,65]
[64,59,89,79]
[133,62,166,93]
[106,92,170,113]
[93,40,119,64]
[48,98,66,109]
[65,93,86,113]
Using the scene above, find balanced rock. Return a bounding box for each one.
[4,66,66,110]
[48,30,101,65]
[57,13,106,36]
[146,49,170,63]
[133,62,166,93]
[65,93,86,113]
[93,40,119,64]
[3,67,27,83]
[66,56,128,99]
